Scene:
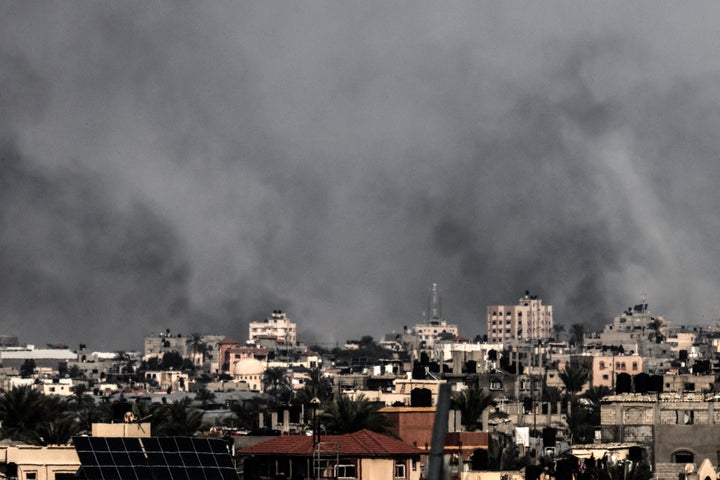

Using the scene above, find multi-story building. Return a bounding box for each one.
[486,291,553,344]
[600,392,720,478]
[248,310,297,345]
[586,301,670,356]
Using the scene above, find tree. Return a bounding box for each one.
[560,364,590,397]
[0,386,49,444]
[487,432,529,471]
[195,387,216,409]
[565,398,595,444]
[229,398,272,431]
[160,351,184,370]
[319,395,391,435]
[552,324,566,342]
[153,398,205,436]
[263,367,291,398]
[67,365,83,379]
[647,318,665,344]
[451,386,496,431]
[569,323,586,348]
[19,359,36,378]
[187,333,209,364]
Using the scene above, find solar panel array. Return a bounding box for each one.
[73,436,239,480]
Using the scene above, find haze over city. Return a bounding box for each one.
[2,3,720,350]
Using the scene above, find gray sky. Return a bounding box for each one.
[2,3,720,350]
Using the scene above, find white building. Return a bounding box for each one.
[248,310,297,345]
[487,291,553,344]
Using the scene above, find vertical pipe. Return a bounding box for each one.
[428,383,451,480]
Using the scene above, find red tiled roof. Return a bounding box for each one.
[238,430,424,457]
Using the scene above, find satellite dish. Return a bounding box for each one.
[124,411,136,423]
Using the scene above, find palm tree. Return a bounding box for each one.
[559,364,590,397]
[153,398,205,436]
[451,386,496,431]
[229,398,273,431]
[195,386,216,409]
[565,398,594,445]
[552,324,566,342]
[67,365,84,379]
[187,333,209,366]
[647,318,665,344]
[320,395,391,435]
[0,386,49,444]
[569,323,586,349]
[580,386,612,427]
[263,367,291,398]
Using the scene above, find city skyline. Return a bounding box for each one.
[2,4,720,349]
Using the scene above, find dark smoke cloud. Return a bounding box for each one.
[1,3,720,349]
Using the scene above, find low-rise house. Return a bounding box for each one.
[0,445,80,480]
[237,429,424,480]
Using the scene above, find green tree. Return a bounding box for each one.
[451,386,496,431]
[559,363,590,397]
[19,359,36,378]
[67,365,83,379]
[195,387,216,409]
[229,398,272,431]
[487,432,529,470]
[153,398,205,436]
[187,333,209,364]
[569,323,586,348]
[565,398,595,444]
[160,351,184,370]
[647,318,665,344]
[263,367,291,398]
[319,395,391,435]
[0,386,48,443]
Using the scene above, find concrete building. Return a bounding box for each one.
[248,310,297,345]
[0,346,77,371]
[486,291,553,344]
[0,445,80,480]
[591,354,643,389]
[238,429,424,480]
[600,392,720,478]
[588,302,670,356]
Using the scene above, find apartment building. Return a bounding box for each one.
[487,291,553,344]
[248,310,297,345]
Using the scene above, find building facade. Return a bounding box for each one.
[248,310,297,345]
[487,291,553,344]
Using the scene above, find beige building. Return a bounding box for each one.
[591,354,643,389]
[0,445,80,480]
[248,310,297,345]
[487,291,553,344]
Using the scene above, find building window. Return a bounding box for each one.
[337,464,357,478]
[602,375,609,380]
[676,410,694,425]
[395,462,406,479]
[684,383,695,392]
[599,361,605,370]
[632,362,638,371]
[490,379,503,390]
[672,450,694,463]
[25,473,37,480]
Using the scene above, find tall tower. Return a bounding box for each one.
[429,283,442,323]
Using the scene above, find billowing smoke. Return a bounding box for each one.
[1,3,720,349]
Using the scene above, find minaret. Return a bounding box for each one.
[429,283,442,324]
